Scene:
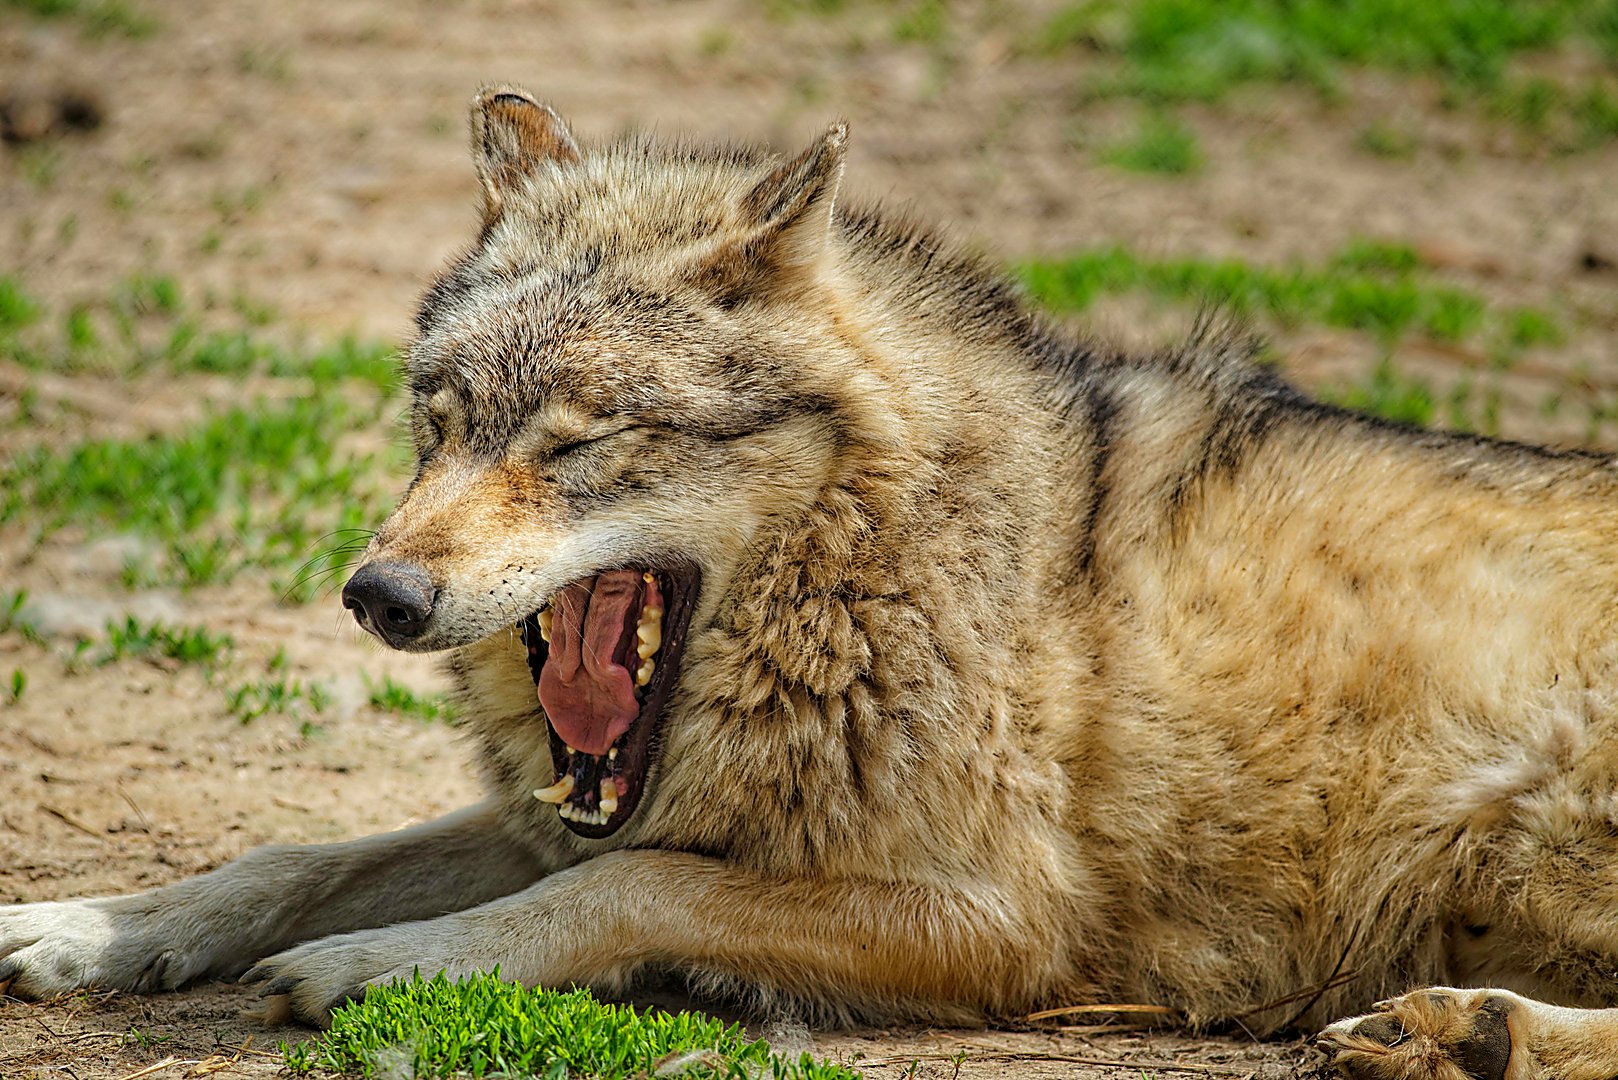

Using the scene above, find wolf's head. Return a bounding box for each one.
[342,88,878,839]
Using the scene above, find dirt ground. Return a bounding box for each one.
[2,1,1616,1077]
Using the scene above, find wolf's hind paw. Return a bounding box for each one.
[1318,987,1514,1080]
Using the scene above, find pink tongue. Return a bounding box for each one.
[537,570,643,756]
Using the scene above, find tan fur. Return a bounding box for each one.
[6,88,1618,1080]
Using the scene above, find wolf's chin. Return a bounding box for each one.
[520,561,701,838]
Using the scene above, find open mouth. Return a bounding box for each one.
[519,562,700,838]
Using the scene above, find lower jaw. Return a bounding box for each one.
[543,734,643,836]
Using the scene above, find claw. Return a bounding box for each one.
[238,964,270,985]
[261,975,299,997]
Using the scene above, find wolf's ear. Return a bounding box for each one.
[470,85,580,223]
[699,122,848,304]
[740,121,847,238]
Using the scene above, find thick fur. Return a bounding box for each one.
[6,88,1618,1079]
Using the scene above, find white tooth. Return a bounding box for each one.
[558,804,572,821]
[636,621,661,659]
[533,775,575,804]
[643,572,654,584]
[565,745,576,756]
[635,658,654,686]
[608,747,618,761]
[538,609,553,643]
[599,779,619,816]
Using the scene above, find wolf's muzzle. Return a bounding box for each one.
[341,562,437,647]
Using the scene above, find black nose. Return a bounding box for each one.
[341,562,436,646]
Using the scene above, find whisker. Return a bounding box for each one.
[286,556,363,591]
[288,540,372,579]
[279,559,364,604]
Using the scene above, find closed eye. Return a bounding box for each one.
[550,436,597,457]
[549,424,645,458]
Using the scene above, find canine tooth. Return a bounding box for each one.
[599,779,618,816]
[537,608,553,642]
[532,775,575,804]
[635,658,655,686]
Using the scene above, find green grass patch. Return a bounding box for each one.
[0,591,45,646]
[1354,121,1420,159]
[1038,0,1608,95]
[1320,359,1502,434]
[283,972,860,1080]
[890,0,946,45]
[1097,113,1203,174]
[0,276,41,331]
[0,396,392,589]
[367,675,457,723]
[1,274,401,596]
[1,0,157,38]
[96,616,233,668]
[1488,77,1618,152]
[1322,357,1438,428]
[1016,239,1555,355]
[1035,0,1618,147]
[1,274,398,390]
[225,676,332,723]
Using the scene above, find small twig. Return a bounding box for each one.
[1025,1002,1180,1023]
[184,1054,240,1078]
[24,1009,65,1040]
[1031,1057,1246,1075]
[117,787,153,834]
[215,1039,279,1060]
[858,1050,1249,1074]
[1237,970,1358,1021]
[39,804,107,842]
[184,1034,255,1075]
[113,1057,199,1080]
[66,1030,130,1045]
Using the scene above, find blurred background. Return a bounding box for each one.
[1,0,1617,1060]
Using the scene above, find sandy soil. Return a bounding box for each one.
[2,1,1616,1077]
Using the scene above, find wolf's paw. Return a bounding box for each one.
[1318,987,1516,1080]
[0,899,207,997]
[240,926,480,1026]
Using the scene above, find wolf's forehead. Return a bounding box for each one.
[408,272,710,424]
[414,290,627,393]
[486,150,764,268]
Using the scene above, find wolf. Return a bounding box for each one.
[5,86,1618,1080]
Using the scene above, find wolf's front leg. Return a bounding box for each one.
[0,801,544,998]
[1320,987,1618,1080]
[242,848,1067,1025]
